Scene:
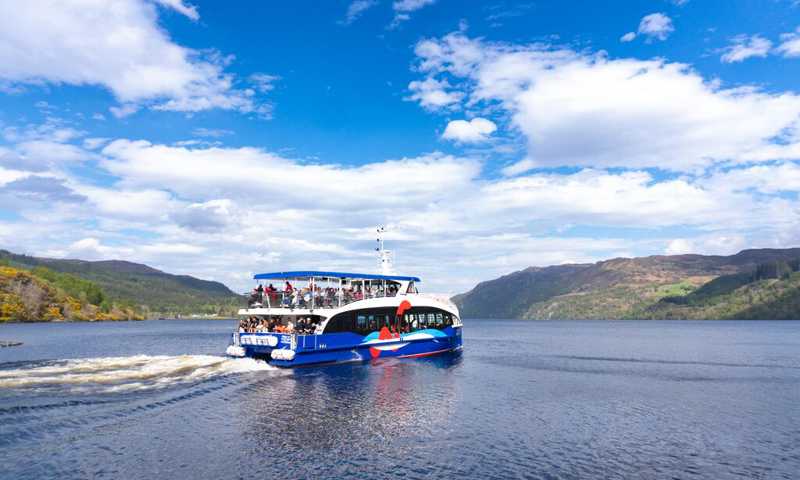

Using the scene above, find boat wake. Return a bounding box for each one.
[0,355,277,394]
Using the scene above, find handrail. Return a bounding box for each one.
[246,289,399,309]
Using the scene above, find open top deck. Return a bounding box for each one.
[244,270,421,312]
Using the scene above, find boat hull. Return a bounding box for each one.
[231,326,462,367]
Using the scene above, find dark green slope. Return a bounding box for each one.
[454,248,800,320]
[0,250,242,316]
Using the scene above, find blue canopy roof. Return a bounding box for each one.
[253,271,420,282]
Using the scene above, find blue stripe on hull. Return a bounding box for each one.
[240,327,462,367]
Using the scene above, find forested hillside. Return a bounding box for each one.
[0,263,141,322]
[0,250,243,318]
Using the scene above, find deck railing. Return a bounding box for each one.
[246,289,398,310]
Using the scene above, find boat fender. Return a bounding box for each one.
[271,349,296,361]
[225,345,246,357]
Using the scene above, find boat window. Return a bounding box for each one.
[407,313,418,330]
[368,315,376,331]
[427,313,436,327]
[357,314,367,332]
[436,313,444,328]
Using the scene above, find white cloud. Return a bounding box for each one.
[701,162,800,194]
[389,0,435,28]
[170,199,234,232]
[0,0,267,116]
[65,237,130,260]
[665,235,746,256]
[407,77,463,110]
[394,0,435,11]
[637,13,674,41]
[248,73,280,93]
[78,185,177,221]
[109,104,140,119]
[665,238,694,255]
[191,127,234,138]
[412,33,800,172]
[82,137,110,150]
[3,116,800,293]
[441,118,497,143]
[777,27,800,57]
[620,32,637,43]
[720,35,772,63]
[152,0,199,20]
[99,140,481,208]
[341,0,378,25]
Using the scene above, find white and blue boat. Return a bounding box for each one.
[226,231,462,367]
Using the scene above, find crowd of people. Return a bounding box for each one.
[238,316,319,335]
[248,281,400,309]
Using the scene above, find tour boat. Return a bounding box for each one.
[225,230,462,367]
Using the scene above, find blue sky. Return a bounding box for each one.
[1,0,800,293]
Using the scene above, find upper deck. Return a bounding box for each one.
[240,270,422,315]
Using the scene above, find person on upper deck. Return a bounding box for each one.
[284,281,293,293]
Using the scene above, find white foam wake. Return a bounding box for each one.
[0,355,276,394]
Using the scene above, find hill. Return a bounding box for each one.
[0,264,141,322]
[453,248,800,320]
[0,250,243,318]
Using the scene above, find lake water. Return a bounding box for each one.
[1,319,799,479]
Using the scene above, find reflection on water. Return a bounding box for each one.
[238,355,462,455]
[0,319,799,480]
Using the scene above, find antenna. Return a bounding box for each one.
[376,226,394,275]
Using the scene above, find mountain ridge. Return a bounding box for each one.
[453,248,800,320]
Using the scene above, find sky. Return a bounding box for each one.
[1,0,800,294]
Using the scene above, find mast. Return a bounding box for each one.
[376,226,394,275]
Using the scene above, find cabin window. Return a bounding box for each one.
[427,313,436,327]
[436,313,444,328]
[357,314,367,332]
[367,315,376,331]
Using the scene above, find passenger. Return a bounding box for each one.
[256,284,264,302]
[291,289,300,309]
[285,321,294,333]
[284,281,294,294]
[249,288,259,306]
[313,287,322,308]
[267,283,278,304]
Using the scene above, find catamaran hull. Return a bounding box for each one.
[229,326,462,367]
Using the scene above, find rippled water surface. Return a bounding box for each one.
[1,319,799,479]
